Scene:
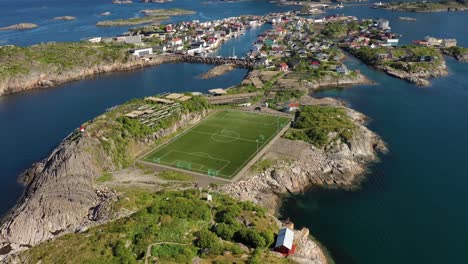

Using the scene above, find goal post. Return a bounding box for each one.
[176,161,192,170]
[207,169,219,176]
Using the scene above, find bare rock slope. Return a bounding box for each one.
[0,111,206,256]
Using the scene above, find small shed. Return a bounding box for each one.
[208,88,228,96]
[274,227,296,255]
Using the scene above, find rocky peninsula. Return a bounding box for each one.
[0,91,367,264]
[0,23,38,31]
[0,43,183,96]
[443,46,468,62]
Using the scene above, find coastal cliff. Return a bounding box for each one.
[0,52,180,96]
[0,108,208,256]
[220,106,387,212]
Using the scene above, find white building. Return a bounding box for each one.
[130,48,153,57]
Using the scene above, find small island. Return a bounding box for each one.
[97,8,195,27]
[53,16,77,21]
[377,0,468,12]
[200,64,236,79]
[100,11,111,16]
[0,23,38,31]
[112,0,133,4]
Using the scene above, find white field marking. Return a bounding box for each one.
[230,119,285,177]
[191,130,256,143]
[172,150,231,164]
[143,110,225,159]
[191,152,214,158]
[157,151,175,161]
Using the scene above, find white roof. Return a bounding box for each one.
[275,227,294,250]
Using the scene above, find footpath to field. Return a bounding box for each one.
[140,109,291,181]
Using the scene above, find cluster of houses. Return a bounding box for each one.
[412,36,457,48]
[341,18,400,49]
[248,14,360,75]
[89,16,266,57]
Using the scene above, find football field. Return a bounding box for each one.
[143,110,291,179]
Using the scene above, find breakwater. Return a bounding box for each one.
[175,55,255,68]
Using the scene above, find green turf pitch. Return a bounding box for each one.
[143,110,290,179]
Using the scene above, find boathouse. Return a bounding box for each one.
[274,227,296,255]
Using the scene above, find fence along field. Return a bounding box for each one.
[143,110,291,179]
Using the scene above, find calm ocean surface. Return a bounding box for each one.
[1,1,468,263]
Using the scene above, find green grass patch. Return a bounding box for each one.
[284,105,356,148]
[143,110,290,179]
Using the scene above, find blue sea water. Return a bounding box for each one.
[0,1,468,263]
[0,0,294,46]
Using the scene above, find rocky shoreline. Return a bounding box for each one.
[219,103,387,213]
[0,110,208,257]
[380,60,448,87]
[0,55,181,96]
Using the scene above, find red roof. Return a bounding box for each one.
[173,38,182,42]
[289,102,300,108]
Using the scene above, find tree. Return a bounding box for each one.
[195,229,223,255]
[215,223,238,240]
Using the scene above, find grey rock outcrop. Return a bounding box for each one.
[220,107,387,212]
[0,111,206,257]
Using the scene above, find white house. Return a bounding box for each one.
[88,37,102,43]
[130,48,153,57]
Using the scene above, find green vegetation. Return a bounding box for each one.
[384,0,467,12]
[20,189,290,264]
[444,46,468,59]
[97,16,169,27]
[157,170,194,181]
[284,105,355,148]
[322,22,348,39]
[96,172,113,183]
[349,45,443,73]
[0,42,131,81]
[144,110,290,178]
[97,8,195,26]
[266,90,306,110]
[85,95,210,168]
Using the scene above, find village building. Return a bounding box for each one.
[279,62,289,72]
[129,48,153,57]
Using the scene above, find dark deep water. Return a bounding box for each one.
[1,1,468,263]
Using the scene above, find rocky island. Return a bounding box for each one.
[0,23,38,31]
[377,0,468,12]
[200,64,236,79]
[96,8,195,26]
[52,16,77,21]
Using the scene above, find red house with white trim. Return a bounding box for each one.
[274,227,296,256]
[279,62,289,72]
